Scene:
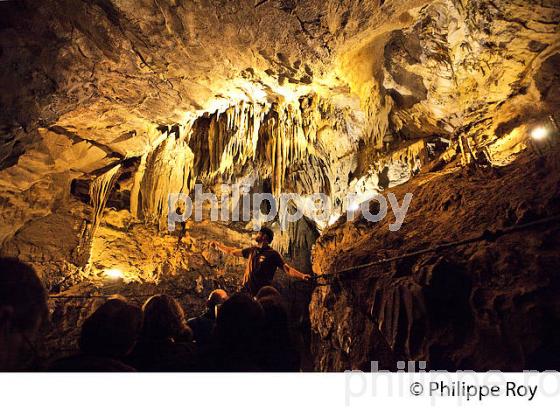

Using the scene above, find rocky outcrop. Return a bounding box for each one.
[310,147,560,371]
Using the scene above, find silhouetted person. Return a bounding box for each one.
[175,201,188,247]
[211,227,310,296]
[203,293,264,371]
[255,285,281,301]
[127,294,196,371]
[378,166,390,190]
[187,289,228,346]
[174,323,194,344]
[50,297,141,371]
[0,258,48,371]
[258,296,300,372]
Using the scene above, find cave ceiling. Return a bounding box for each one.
[1,0,556,153]
[0,0,559,244]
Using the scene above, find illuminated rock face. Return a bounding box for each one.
[0,0,559,369]
[310,149,560,371]
[1,0,558,238]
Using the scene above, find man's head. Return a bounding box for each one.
[259,296,289,335]
[207,289,228,310]
[0,258,48,370]
[255,227,274,245]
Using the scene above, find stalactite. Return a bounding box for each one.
[300,95,320,143]
[90,164,121,237]
[190,101,266,181]
[130,153,147,219]
[217,101,264,178]
[274,208,319,264]
[139,132,194,230]
[188,98,324,197]
[258,102,318,196]
[386,139,427,175]
[128,94,363,236]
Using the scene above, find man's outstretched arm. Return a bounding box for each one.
[210,241,244,257]
[283,263,312,281]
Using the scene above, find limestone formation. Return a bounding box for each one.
[0,0,559,370]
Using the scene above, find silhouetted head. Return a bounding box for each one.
[258,296,300,371]
[173,322,194,345]
[142,294,187,341]
[0,258,48,370]
[214,293,264,348]
[255,285,281,302]
[207,289,228,310]
[79,297,142,358]
[255,227,274,245]
[259,296,289,335]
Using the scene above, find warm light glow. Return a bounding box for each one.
[531,126,548,141]
[104,268,124,279]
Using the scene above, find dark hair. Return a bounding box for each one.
[255,285,281,301]
[215,293,264,346]
[260,227,274,243]
[0,258,47,332]
[142,294,187,340]
[258,296,300,371]
[79,298,142,358]
[259,296,289,332]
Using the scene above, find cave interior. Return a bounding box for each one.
[1,0,560,371]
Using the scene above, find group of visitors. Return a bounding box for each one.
[0,227,310,372]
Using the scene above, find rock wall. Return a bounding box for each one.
[310,146,560,371]
[339,0,560,165]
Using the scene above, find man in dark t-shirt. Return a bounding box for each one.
[211,227,311,295]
